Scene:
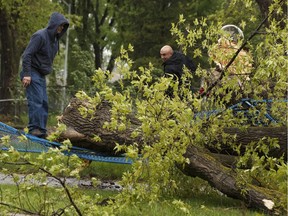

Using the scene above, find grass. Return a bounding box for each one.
[119,196,261,216]
[0,184,116,215]
[79,161,131,180]
[0,183,264,216]
[2,113,59,129]
[0,153,269,216]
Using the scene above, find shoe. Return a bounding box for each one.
[29,129,47,139]
[40,133,48,139]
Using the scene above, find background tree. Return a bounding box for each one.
[71,0,116,70]
[114,0,224,70]
[0,0,61,114]
[60,0,120,97]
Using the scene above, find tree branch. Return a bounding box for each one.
[39,168,83,216]
[0,202,38,215]
[197,0,283,99]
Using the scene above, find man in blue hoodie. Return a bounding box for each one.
[20,12,69,138]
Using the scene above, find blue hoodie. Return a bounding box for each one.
[22,12,69,76]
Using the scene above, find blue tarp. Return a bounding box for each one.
[0,121,133,164]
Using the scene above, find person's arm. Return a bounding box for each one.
[22,34,43,77]
[164,64,182,81]
[184,55,196,73]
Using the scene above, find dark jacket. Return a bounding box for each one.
[162,51,196,81]
[22,12,69,76]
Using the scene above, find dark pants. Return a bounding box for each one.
[20,70,48,134]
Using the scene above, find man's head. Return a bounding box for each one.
[160,45,173,62]
[57,23,66,34]
[47,12,69,38]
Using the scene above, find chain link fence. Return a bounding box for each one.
[0,86,76,125]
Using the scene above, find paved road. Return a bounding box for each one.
[0,173,122,190]
[0,172,91,187]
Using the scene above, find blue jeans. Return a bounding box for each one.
[20,70,48,134]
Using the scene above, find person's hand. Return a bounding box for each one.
[22,76,31,87]
[199,87,205,94]
[199,87,210,97]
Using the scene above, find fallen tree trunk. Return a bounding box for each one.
[59,98,287,159]
[208,127,287,160]
[58,97,287,214]
[59,99,141,155]
[179,145,285,215]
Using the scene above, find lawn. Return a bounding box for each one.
[0,180,262,216]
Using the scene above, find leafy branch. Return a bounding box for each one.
[39,167,83,216]
[0,201,37,215]
[197,0,284,99]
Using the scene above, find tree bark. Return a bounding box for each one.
[0,9,21,114]
[59,98,141,155]
[58,97,287,214]
[59,98,287,159]
[208,127,287,161]
[179,145,285,215]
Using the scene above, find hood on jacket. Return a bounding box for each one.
[47,12,69,40]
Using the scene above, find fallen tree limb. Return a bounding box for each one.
[59,98,141,155]
[59,98,287,160]
[57,97,287,214]
[208,127,287,160]
[179,145,286,215]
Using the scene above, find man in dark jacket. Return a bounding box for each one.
[20,12,69,138]
[160,45,196,96]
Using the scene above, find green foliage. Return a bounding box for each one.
[75,1,286,212]
[0,0,287,215]
[114,0,225,70]
[0,184,116,216]
[0,141,255,215]
[68,0,119,71]
[0,0,62,49]
[0,183,259,216]
[0,138,110,215]
[67,43,96,95]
